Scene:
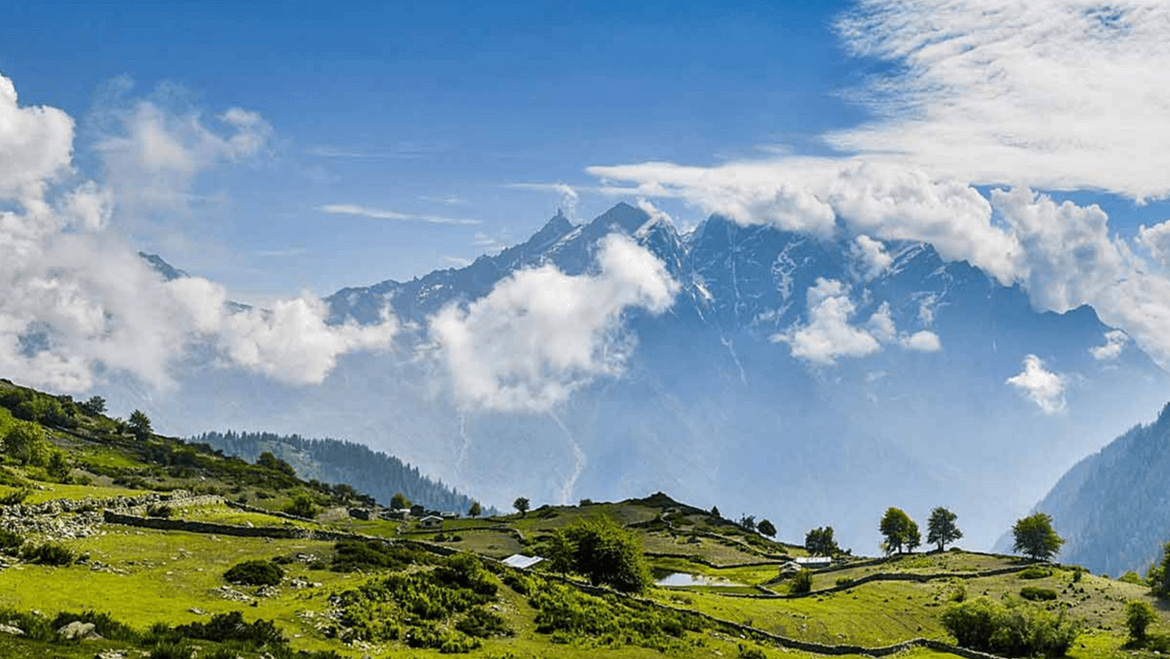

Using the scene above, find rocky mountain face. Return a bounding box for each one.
[997,403,1170,575]
[117,202,1170,554]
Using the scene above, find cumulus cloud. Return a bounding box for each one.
[319,203,480,226]
[427,233,679,412]
[0,74,396,393]
[772,279,940,365]
[94,84,272,210]
[1090,330,1129,361]
[849,235,893,280]
[1006,355,1067,414]
[833,0,1170,201]
[1136,221,1170,268]
[588,159,1021,284]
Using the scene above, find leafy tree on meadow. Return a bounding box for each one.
[128,410,152,441]
[390,492,411,510]
[927,507,963,551]
[805,526,840,556]
[1012,513,1064,562]
[738,514,756,531]
[513,497,530,516]
[552,516,652,593]
[80,396,106,416]
[1126,600,1157,644]
[283,493,318,519]
[757,519,777,538]
[46,450,70,481]
[2,421,50,466]
[879,507,920,555]
[468,500,482,518]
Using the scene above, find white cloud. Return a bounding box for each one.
[849,235,893,280]
[1006,354,1067,414]
[1136,221,1170,268]
[319,203,480,226]
[1090,330,1129,361]
[774,280,942,365]
[427,233,679,412]
[95,86,272,210]
[0,76,74,205]
[832,0,1170,202]
[0,74,396,393]
[588,159,1021,284]
[902,330,942,353]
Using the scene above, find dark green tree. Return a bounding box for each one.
[1125,600,1157,644]
[468,500,482,518]
[738,514,756,531]
[256,451,296,476]
[513,497,530,516]
[757,519,777,538]
[80,396,106,416]
[879,507,920,555]
[790,568,813,594]
[1012,513,1064,562]
[390,492,411,510]
[562,516,651,593]
[805,526,840,556]
[927,507,963,552]
[710,505,721,518]
[283,493,318,519]
[1149,541,1170,597]
[3,421,49,466]
[46,450,70,481]
[128,409,152,441]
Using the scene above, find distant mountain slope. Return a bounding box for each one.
[193,430,482,513]
[100,203,1170,553]
[998,403,1170,575]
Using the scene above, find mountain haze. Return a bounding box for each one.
[102,203,1170,554]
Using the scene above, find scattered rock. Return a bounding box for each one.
[188,607,207,616]
[0,624,24,636]
[57,620,102,641]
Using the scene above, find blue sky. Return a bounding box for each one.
[0,0,874,299]
[2,0,1169,306]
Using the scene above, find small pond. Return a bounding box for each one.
[653,571,745,587]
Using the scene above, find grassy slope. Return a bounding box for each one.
[0,379,1167,659]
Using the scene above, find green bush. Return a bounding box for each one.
[1019,586,1058,601]
[148,640,194,659]
[50,610,138,642]
[223,559,284,586]
[941,597,1079,657]
[0,487,30,505]
[528,581,701,651]
[791,568,813,594]
[145,503,174,518]
[330,539,427,572]
[1126,600,1157,644]
[283,493,318,519]
[0,528,24,552]
[454,606,511,638]
[1119,571,1145,585]
[738,643,767,659]
[176,611,285,647]
[1018,567,1052,580]
[21,542,76,566]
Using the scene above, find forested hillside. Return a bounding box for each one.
[194,430,481,514]
[1015,403,1170,575]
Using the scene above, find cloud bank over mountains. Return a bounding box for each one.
[584,0,1170,386]
[0,74,397,392]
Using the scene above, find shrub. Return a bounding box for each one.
[283,493,318,519]
[1020,586,1058,601]
[223,559,284,586]
[790,568,813,594]
[1018,567,1052,580]
[146,504,174,518]
[176,611,285,647]
[148,640,194,659]
[1119,571,1145,585]
[528,581,701,651]
[330,540,427,572]
[0,487,30,506]
[941,597,1079,657]
[0,528,25,553]
[22,542,76,566]
[738,643,767,659]
[50,610,138,642]
[1126,600,1157,644]
[454,606,511,638]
